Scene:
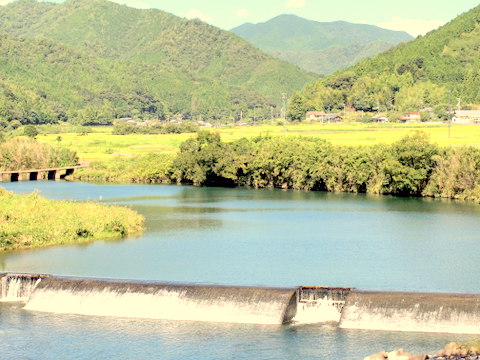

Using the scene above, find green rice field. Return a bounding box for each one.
[35,123,480,161]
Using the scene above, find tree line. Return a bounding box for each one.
[77,131,480,203]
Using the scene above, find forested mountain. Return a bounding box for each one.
[231,15,413,75]
[288,5,480,120]
[0,0,315,126]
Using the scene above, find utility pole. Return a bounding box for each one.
[240,110,243,138]
[281,93,287,136]
[448,90,452,139]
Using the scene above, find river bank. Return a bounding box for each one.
[0,186,144,251]
[74,131,480,204]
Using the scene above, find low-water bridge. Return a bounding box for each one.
[0,164,87,182]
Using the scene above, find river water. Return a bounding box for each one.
[1,181,479,359]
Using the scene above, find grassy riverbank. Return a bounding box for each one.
[0,187,144,251]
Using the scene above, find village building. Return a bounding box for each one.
[198,120,213,127]
[323,114,342,122]
[305,111,342,122]
[371,115,389,123]
[452,110,480,124]
[399,112,421,123]
[305,111,326,122]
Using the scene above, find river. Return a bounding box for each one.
[1,181,479,359]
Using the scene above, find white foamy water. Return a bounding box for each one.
[339,292,480,334]
[340,305,480,334]
[293,299,344,324]
[24,278,297,325]
[0,274,42,302]
[6,272,480,334]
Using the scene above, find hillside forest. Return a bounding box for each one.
[0,0,314,129]
[288,5,480,121]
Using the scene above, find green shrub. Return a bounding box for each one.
[0,188,144,251]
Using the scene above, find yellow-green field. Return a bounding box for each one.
[36,123,480,161]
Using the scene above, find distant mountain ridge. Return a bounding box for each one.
[0,0,315,126]
[231,14,413,75]
[289,4,480,119]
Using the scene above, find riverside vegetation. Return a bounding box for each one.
[0,137,78,170]
[0,187,144,251]
[0,138,145,250]
[75,130,480,203]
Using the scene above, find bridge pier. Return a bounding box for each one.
[47,170,57,180]
[20,173,31,181]
[29,172,39,181]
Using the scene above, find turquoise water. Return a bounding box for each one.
[1,181,479,359]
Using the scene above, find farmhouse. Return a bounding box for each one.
[305,111,342,122]
[305,111,326,122]
[452,110,480,124]
[399,112,421,123]
[371,115,389,123]
[323,114,342,122]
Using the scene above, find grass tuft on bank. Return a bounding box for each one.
[0,187,144,251]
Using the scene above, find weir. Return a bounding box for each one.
[23,276,298,325]
[3,272,480,333]
[339,290,480,334]
[293,286,351,324]
[0,273,46,302]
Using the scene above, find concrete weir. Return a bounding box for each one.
[0,273,47,302]
[3,272,480,333]
[22,275,299,325]
[340,290,480,334]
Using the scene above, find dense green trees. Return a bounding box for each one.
[0,0,314,127]
[168,131,480,201]
[76,130,480,202]
[231,14,413,75]
[424,146,480,201]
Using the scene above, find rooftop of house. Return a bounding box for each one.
[454,110,480,117]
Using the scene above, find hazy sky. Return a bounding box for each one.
[112,0,479,36]
[1,0,478,36]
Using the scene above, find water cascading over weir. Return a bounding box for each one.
[0,273,46,302]
[3,272,480,334]
[339,290,480,334]
[0,273,298,324]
